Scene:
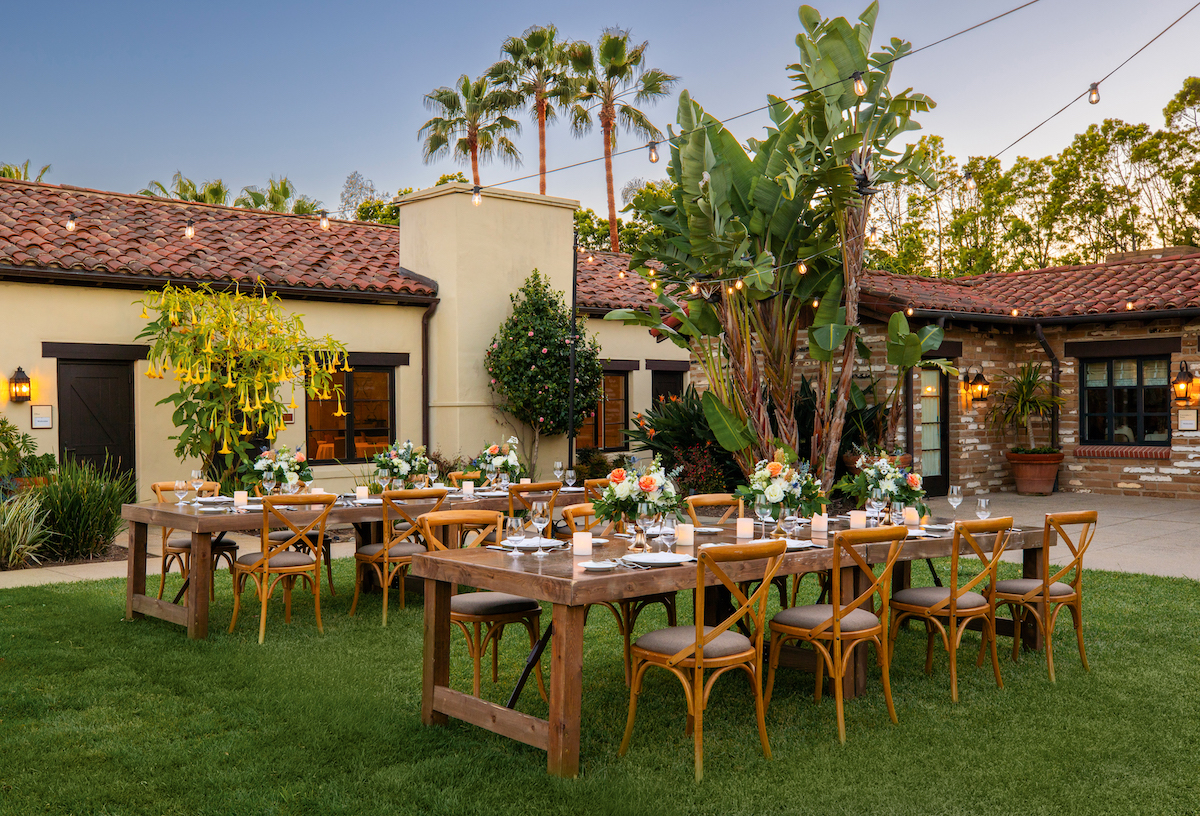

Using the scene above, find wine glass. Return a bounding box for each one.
[499,471,511,491]
[190,470,205,504]
[890,502,906,527]
[867,488,885,521]
[564,469,577,488]
[976,497,991,520]
[553,461,564,482]
[754,496,773,540]
[485,463,497,487]
[947,485,963,519]
[261,474,276,496]
[505,515,525,558]
[427,462,440,485]
[173,479,188,505]
[376,468,391,493]
[636,502,654,539]
[531,501,550,558]
[658,516,676,553]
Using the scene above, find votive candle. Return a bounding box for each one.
[463,481,475,497]
[849,510,867,529]
[811,513,829,533]
[521,478,532,485]
[903,506,921,527]
[573,531,593,556]
[736,517,755,538]
[233,490,248,508]
[676,523,695,547]
[356,486,369,500]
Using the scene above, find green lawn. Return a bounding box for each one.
[1,557,1198,816]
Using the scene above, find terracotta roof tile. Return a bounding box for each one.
[0,178,436,299]
[575,250,659,311]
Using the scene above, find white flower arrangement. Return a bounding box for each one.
[253,445,312,486]
[738,454,826,517]
[473,436,523,480]
[592,456,683,523]
[372,440,430,485]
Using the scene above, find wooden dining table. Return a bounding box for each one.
[411,520,1046,778]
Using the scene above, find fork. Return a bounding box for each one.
[617,558,651,570]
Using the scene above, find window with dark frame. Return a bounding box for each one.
[306,366,395,462]
[577,371,629,451]
[651,370,684,402]
[1080,356,1171,446]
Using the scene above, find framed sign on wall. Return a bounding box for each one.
[31,405,53,429]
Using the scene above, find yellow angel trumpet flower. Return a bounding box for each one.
[140,305,148,319]
[333,395,347,418]
[218,432,232,455]
[340,356,352,372]
[239,415,251,436]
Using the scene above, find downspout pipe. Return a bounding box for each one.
[1034,323,1060,450]
[421,300,438,450]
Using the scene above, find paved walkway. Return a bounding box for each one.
[1,494,1196,589]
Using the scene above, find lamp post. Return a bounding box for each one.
[567,229,579,469]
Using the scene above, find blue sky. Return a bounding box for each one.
[3,0,1196,216]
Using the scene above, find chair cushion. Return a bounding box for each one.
[772,604,879,632]
[165,537,236,552]
[634,625,753,659]
[995,578,1075,598]
[268,530,321,543]
[892,586,988,610]
[450,592,540,617]
[357,540,426,559]
[236,551,314,568]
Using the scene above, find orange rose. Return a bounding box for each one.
[766,461,784,477]
[637,475,657,492]
[487,445,499,455]
[608,468,627,483]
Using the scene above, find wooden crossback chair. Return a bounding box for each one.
[620,539,786,782]
[256,482,339,597]
[583,478,610,503]
[229,494,337,644]
[506,481,561,539]
[888,517,1011,701]
[765,526,906,743]
[685,493,743,526]
[447,470,481,488]
[418,510,546,701]
[995,510,1096,681]
[561,502,678,685]
[350,488,448,625]
[150,480,236,602]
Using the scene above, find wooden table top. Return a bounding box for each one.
[411,520,1043,607]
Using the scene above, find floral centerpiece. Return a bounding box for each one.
[372,440,430,487]
[592,456,684,526]
[472,436,524,482]
[735,452,827,519]
[253,445,312,489]
[835,454,928,517]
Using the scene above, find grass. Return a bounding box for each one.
[1,555,1199,816]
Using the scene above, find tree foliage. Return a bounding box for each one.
[0,160,51,182]
[139,172,231,205]
[234,176,322,214]
[419,74,522,186]
[484,270,602,475]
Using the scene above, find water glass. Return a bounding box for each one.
[553,461,564,482]
[947,485,963,518]
[531,501,550,557]
[976,497,991,520]
[427,462,439,484]
[499,471,511,491]
[505,515,525,558]
[564,469,577,488]
[658,516,676,552]
[867,488,885,520]
[890,502,906,527]
[190,469,205,503]
[754,496,773,539]
[173,479,188,505]
[261,475,276,496]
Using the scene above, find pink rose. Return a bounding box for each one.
[538,416,544,422]
[608,468,627,483]
[295,453,306,463]
[528,331,534,336]
[906,473,921,489]
[491,378,496,384]
[487,445,499,455]
[541,348,547,353]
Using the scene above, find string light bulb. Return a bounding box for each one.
[866,225,879,244]
[65,213,77,232]
[1126,301,1134,310]
[964,171,977,191]
[798,261,807,275]
[1088,82,1100,104]
[851,71,868,97]
[649,280,657,290]
[617,269,625,279]
[688,280,699,295]
[812,298,820,308]
[906,306,914,316]
[648,141,660,164]
[472,185,482,206]
[1010,308,1020,317]
[727,286,734,295]
[587,252,595,263]
[734,279,743,290]
[319,210,330,230]
[184,220,195,239]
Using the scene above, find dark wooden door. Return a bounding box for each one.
[58,360,136,476]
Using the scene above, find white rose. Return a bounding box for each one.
[492,456,505,468]
[764,483,785,503]
[508,451,519,466]
[285,472,300,485]
[614,481,632,499]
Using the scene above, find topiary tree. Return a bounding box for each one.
[485,270,602,476]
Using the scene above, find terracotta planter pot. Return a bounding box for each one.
[1004,451,1064,496]
[842,453,913,476]
[12,476,48,493]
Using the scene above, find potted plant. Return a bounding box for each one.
[986,361,1066,495]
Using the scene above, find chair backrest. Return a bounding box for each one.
[252,494,337,567]
[1042,510,1097,594]
[583,478,610,503]
[508,481,562,519]
[670,539,786,668]
[815,526,908,639]
[560,502,615,537]
[418,510,504,551]
[686,493,743,526]
[447,470,481,488]
[382,488,448,547]
[939,517,1013,615]
[150,480,221,545]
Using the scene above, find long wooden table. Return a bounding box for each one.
[411,522,1045,777]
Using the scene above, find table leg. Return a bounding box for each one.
[840,565,869,699]
[547,604,585,778]
[1021,545,1045,652]
[422,578,451,726]
[187,532,212,640]
[126,521,147,620]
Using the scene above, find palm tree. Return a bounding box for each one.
[0,161,51,182]
[568,29,677,251]
[419,74,521,188]
[487,24,573,196]
[139,171,230,205]
[234,177,321,213]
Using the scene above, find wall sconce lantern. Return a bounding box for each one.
[962,366,989,402]
[9,367,31,402]
[1172,361,1193,406]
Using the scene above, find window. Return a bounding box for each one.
[578,372,629,451]
[1081,357,1170,445]
[306,366,395,462]
[651,370,684,402]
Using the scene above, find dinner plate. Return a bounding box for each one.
[693,526,724,534]
[580,560,618,572]
[357,497,383,505]
[475,490,509,497]
[922,523,953,531]
[196,496,232,505]
[502,538,559,551]
[197,506,229,513]
[786,540,824,550]
[589,537,609,544]
[622,552,694,567]
[560,486,585,492]
[905,530,939,538]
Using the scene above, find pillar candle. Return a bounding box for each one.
[573,531,593,556]
[520,478,532,485]
[676,523,695,547]
[811,513,829,533]
[356,486,369,500]
[849,510,867,529]
[903,506,921,526]
[233,491,248,508]
[736,518,755,538]
[463,481,475,497]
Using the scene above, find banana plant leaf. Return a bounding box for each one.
[701,390,756,453]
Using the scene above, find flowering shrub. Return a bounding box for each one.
[372,440,430,485]
[623,386,742,491]
[591,456,684,524]
[735,452,827,518]
[253,445,312,487]
[671,443,728,495]
[471,437,524,481]
[834,455,928,516]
